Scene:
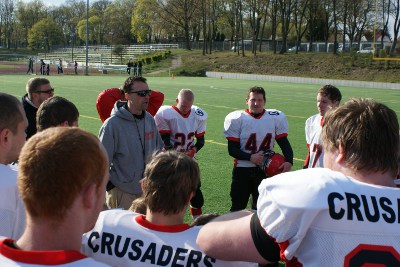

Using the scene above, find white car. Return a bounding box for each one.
[357,47,374,54]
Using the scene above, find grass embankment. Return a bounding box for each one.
[170,49,400,83]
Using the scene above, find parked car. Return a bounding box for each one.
[288,46,305,52]
[357,47,374,54]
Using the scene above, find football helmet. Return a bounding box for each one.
[260,150,286,177]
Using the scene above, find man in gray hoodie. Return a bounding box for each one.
[99,76,164,210]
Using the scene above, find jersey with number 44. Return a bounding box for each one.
[224,109,288,167]
[155,105,207,152]
[305,114,324,168]
[257,168,400,266]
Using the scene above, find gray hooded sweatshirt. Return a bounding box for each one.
[99,101,164,195]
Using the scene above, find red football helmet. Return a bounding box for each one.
[260,150,286,177]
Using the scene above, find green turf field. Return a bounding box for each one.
[1,74,399,216]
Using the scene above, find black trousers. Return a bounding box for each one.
[230,166,266,212]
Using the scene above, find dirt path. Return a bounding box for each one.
[147,55,182,75]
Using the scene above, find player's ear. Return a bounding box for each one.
[82,183,97,209]
[175,98,179,104]
[336,142,345,164]
[186,192,194,205]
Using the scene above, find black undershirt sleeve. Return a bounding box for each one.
[227,139,251,161]
[250,213,281,263]
[276,136,294,165]
[160,133,173,150]
[194,135,205,152]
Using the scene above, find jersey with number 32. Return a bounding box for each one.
[155,105,207,152]
[224,109,288,167]
[257,168,400,266]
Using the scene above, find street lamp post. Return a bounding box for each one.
[72,33,75,61]
[109,31,114,64]
[85,0,89,75]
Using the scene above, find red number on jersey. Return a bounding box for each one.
[344,244,400,266]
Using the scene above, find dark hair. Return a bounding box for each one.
[247,86,266,101]
[318,84,342,103]
[36,96,79,131]
[0,93,23,134]
[122,76,147,93]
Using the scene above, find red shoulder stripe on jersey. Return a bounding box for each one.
[0,238,86,264]
[159,129,171,134]
[135,215,191,232]
[226,137,240,142]
[275,133,288,140]
[172,105,191,118]
[195,131,205,138]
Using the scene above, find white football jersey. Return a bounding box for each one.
[0,164,25,239]
[257,168,400,266]
[224,109,288,167]
[305,114,324,168]
[82,210,256,267]
[0,238,110,266]
[155,105,207,152]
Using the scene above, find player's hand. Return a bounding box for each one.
[279,162,292,173]
[185,148,196,158]
[250,153,264,166]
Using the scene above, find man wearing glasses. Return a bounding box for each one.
[99,76,164,210]
[21,77,54,139]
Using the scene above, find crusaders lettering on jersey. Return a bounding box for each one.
[87,231,216,266]
[328,192,400,223]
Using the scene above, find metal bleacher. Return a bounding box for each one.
[37,44,178,72]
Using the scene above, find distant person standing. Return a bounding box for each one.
[133,61,137,76]
[46,64,50,75]
[137,61,142,76]
[304,84,342,168]
[22,78,54,139]
[26,57,34,74]
[40,59,46,75]
[58,58,63,74]
[74,60,78,74]
[127,60,132,75]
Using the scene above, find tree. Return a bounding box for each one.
[293,0,309,53]
[104,0,136,45]
[113,45,126,64]
[28,18,65,50]
[0,0,16,48]
[390,0,400,54]
[132,0,160,43]
[16,0,48,47]
[156,0,202,50]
